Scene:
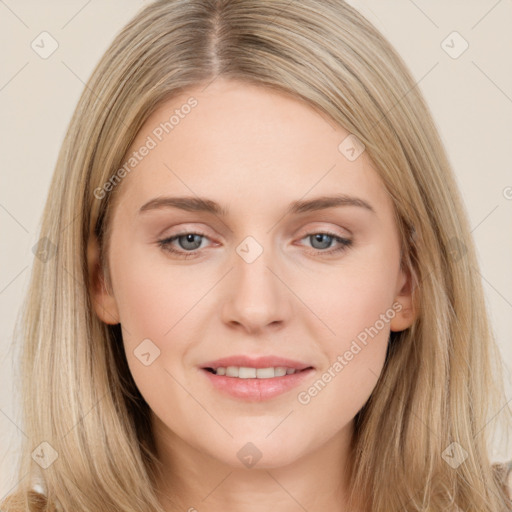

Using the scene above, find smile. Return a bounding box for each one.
[201,366,315,401]
[204,366,310,378]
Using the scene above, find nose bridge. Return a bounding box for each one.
[221,233,291,330]
[234,233,280,304]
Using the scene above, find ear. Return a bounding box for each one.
[390,265,417,332]
[87,234,120,325]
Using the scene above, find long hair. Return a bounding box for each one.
[3,0,511,510]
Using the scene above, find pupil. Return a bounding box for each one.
[180,234,202,250]
[312,234,332,249]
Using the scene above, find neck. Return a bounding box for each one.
[152,416,358,512]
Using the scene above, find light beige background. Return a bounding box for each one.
[1,0,511,498]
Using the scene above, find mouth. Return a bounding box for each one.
[203,366,314,378]
[200,364,315,401]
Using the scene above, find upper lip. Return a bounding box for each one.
[201,355,313,371]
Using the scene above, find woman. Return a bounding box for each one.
[2,0,511,510]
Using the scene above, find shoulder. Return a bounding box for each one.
[6,461,512,510]
[0,483,63,512]
[492,459,512,501]
[507,460,512,500]
[29,479,64,512]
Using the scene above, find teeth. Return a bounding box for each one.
[214,366,298,378]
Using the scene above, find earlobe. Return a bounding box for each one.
[87,234,120,325]
[390,267,418,332]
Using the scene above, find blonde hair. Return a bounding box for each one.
[3,0,511,510]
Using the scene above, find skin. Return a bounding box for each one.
[89,78,416,512]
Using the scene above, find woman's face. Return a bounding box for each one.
[90,78,415,470]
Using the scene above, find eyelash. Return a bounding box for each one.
[157,230,353,259]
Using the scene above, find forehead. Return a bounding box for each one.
[113,79,392,218]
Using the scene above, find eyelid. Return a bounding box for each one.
[158,222,349,244]
[156,222,214,238]
[157,226,353,259]
[295,221,352,238]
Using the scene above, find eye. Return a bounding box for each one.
[157,230,353,259]
[158,232,210,259]
[299,231,353,255]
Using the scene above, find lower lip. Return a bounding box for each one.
[200,368,315,401]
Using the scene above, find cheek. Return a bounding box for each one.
[296,244,399,405]
[110,251,203,419]
[110,242,208,343]
[303,244,400,345]
[295,292,393,430]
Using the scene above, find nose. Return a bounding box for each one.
[220,242,293,334]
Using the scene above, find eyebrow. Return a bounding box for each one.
[138,194,376,217]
